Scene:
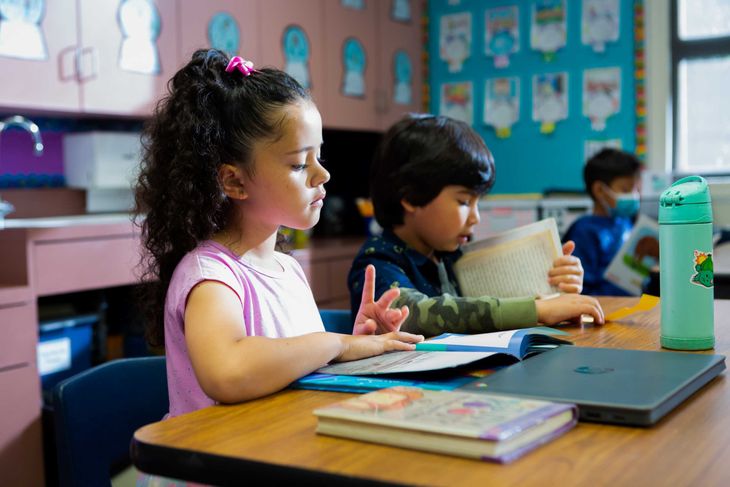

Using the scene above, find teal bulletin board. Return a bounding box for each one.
[428,0,638,194]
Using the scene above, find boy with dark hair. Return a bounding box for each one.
[348,114,604,337]
[563,148,643,296]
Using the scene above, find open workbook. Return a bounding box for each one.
[454,218,562,298]
[314,386,578,463]
[315,327,569,375]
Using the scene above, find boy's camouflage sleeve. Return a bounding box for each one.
[392,287,538,337]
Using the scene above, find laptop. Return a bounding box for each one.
[461,346,726,426]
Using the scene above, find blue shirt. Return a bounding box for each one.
[563,214,634,296]
[347,230,462,318]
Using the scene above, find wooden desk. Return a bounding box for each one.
[132,298,730,486]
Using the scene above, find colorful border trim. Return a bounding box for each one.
[634,0,647,161]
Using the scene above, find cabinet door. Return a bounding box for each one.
[259,0,326,109]
[322,0,378,131]
[77,0,180,116]
[0,0,79,112]
[377,0,424,130]
[178,0,260,65]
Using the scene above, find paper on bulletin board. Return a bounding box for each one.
[530,0,566,62]
[532,72,568,134]
[391,0,412,22]
[0,0,47,61]
[584,138,622,160]
[582,0,620,52]
[440,81,473,125]
[440,12,472,73]
[583,67,621,131]
[485,6,520,69]
[484,77,520,138]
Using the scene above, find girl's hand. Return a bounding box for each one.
[353,264,410,335]
[535,294,604,325]
[335,331,424,362]
[548,241,584,294]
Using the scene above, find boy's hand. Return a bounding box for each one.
[548,241,584,294]
[535,294,604,325]
[335,331,424,362]
[353,265,410,335]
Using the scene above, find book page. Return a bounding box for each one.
[604,214,659,295]
[317,350,499,375]
[454,218,561,298]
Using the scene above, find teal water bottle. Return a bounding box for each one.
[659,175,714,350]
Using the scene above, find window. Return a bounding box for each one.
[672,0,730,174]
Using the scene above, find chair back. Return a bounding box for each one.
[53,356,168,487]
[319,308,353,334]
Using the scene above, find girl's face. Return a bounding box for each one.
[243,100,329,231]
[403,185,481,255]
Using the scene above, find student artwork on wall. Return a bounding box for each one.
[485,6,520,69]
[341,0,365,10]
[391,0,412,22]
[118,0,162,75]
[440,81,473,125]
[584,138,622,160]
[282,25,311,89]
[530,0,566,62]
[208,12,240,56]
[393,50,413,105]
[532,72,567,134]
[583,66,621,131]
[439,12,471,73]
[341,37,366,98]
[582,0,620,53]
[0,0,47,60]
[484,77,520,139]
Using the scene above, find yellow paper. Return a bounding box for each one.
[605,294,659,322]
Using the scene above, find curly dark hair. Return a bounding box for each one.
[371,114,496,230]
[134,49,310,347]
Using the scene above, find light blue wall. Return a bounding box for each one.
[429,0,636,194]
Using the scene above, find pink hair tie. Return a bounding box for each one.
[225,56,256,76]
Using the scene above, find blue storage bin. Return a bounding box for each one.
[37,314,96,390]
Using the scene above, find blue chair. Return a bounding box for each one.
[319,308,353,334]
[52,356,168,487]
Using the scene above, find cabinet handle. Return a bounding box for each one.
[58,46,77,81]
[76,47,98,83]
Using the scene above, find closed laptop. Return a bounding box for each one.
[462,346,726,426]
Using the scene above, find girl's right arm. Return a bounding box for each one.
[184,281,422,405]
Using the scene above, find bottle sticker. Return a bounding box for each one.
[691,250,714,288]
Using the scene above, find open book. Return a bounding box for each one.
[314,386,578,463]
[454,218,562,298]
[604,214,659,295]
[310,327,570,377]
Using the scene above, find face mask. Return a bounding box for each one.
[601,184,640,218]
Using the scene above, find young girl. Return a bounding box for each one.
[134,49,423,417]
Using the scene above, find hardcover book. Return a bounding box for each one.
[314,386,577,463]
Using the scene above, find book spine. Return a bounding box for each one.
[479,403,577,441]
[483,415,578,464]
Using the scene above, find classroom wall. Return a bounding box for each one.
[428,0,637,194]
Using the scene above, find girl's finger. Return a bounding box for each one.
[360,265,376,305]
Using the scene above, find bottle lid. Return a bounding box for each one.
[659,175,713,224]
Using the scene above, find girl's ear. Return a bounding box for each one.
[400,198,417,214]
[218,164,248,200]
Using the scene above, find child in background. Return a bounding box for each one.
[563,148,643,296]
[134,50,422,418]
[348,114,604,337]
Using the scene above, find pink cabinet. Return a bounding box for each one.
[77,0,180,115]
[0,0,179,116]
[376,0,425,130]
[258,0,326,109]
[178,0,260,66]
[321,0,379,131]
[0,0,79,112]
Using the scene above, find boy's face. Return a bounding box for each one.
[402,185,481,255]
[602,174,642,208]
